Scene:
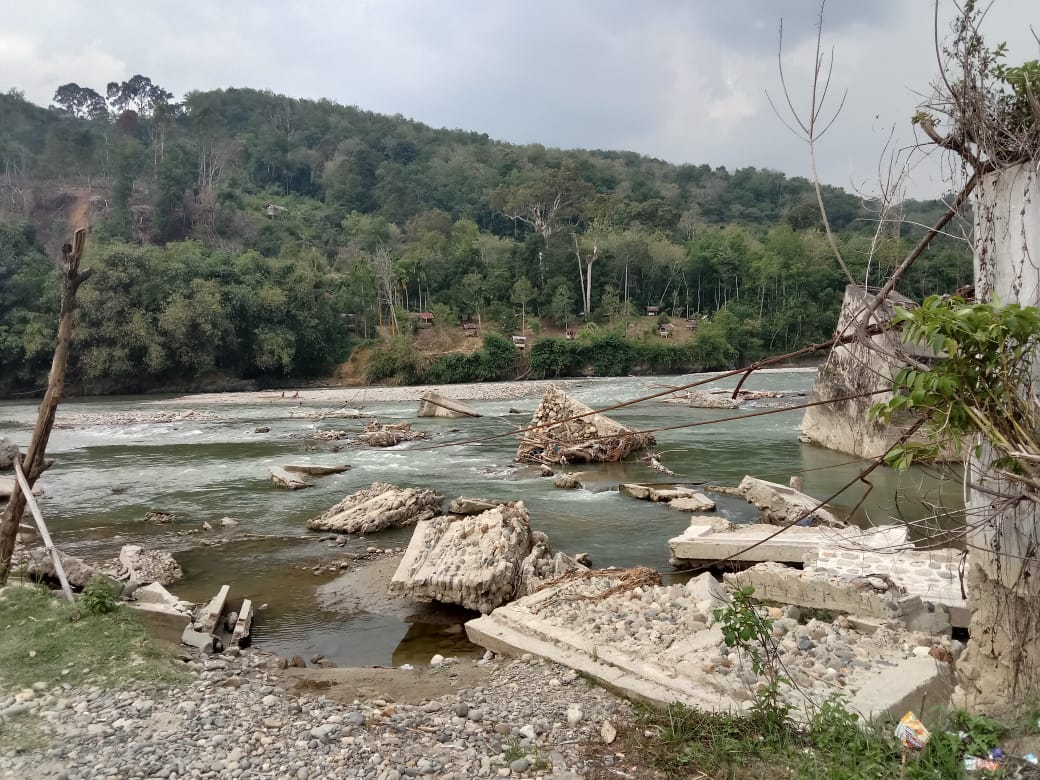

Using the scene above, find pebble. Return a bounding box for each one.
[0,649,634,779]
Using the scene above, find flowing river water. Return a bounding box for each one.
[0,370,961,666]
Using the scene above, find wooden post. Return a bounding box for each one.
[12,461,74,603]
[0,228,91,584]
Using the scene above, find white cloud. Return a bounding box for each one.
[0,34,126,104]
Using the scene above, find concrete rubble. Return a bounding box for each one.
[180,583,253,654]
[117,543,183,586]
[515,384,655,465]
[668,519,909,567]
[389,500,585,614]
[356,420,427,447]
[662,390,739,409]
[619,483,715,511]
[307,482,443,534]
[127,582,195,644]
[465,568,955,719]
[15,547,112,589]
[416,391,481,418]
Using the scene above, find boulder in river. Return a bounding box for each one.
[417,391,481,419]
[447,496,502,515]
[515,385,655,465]
[389,500,585,613]
[307,482,443,534]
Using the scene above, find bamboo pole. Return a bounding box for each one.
[12,460,74,603]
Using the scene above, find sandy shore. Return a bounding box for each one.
[168,379,568,405]
[166,367,818,407]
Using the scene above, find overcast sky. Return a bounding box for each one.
[2,1,1037,198]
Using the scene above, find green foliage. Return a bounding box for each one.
[366,336,425,385]
[871,296,1040,470]
[0,82,976,395]
[425,334,517,383]
[81,577,119,615]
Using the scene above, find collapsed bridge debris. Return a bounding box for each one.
[515,385,655,465]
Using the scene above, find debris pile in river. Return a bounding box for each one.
[662,390,739,409]
[515,385,655,465]
[307,482,443,534]
[357,420,428,447]
[389,500,586,613]
[180,584,253,654]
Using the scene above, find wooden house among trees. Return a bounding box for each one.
[417,311,434,328]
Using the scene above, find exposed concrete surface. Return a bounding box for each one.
[417,391,481,418]
[668,521,908,566]
[800,284,924,459]
[465,570,953,720]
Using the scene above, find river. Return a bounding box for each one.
[0,370,961,666]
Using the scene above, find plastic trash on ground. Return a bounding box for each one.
[894,711,931,750]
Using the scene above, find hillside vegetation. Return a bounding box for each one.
[0,80,972,395]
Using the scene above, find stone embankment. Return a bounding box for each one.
[0,649,633,780]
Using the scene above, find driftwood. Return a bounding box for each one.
[0,229,90,584]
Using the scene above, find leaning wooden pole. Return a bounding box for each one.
[0,228,91,584]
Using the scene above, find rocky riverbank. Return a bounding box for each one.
[0,648,643,780]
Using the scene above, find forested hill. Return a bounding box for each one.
[0,80,972,396]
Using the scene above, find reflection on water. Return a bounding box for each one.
[0,371,964,665]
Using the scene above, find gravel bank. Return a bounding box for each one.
[170,380,566,406]
[0,649,642,779]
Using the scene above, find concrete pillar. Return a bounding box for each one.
[955,162,1040,715]
[800,284,920,458]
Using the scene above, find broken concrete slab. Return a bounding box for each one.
[389,501,582,613]
[270,466,313,490]
[307,482,443,534]
[466,568,953,720]
[516,385,655,465]
[732,476,847,528]
[668,522,909,567]
[283,463,351,476]
[847,655,954,721]
[668,494,716,512]
[446,497,501,515]
[811,546,970,628]
[118,544,183,585]
[417,391,481,418]
[231,598,253,648]
[724,562,917,622]
[619,484,713,510]
[130,583,193,645]
[196,584,230,635]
